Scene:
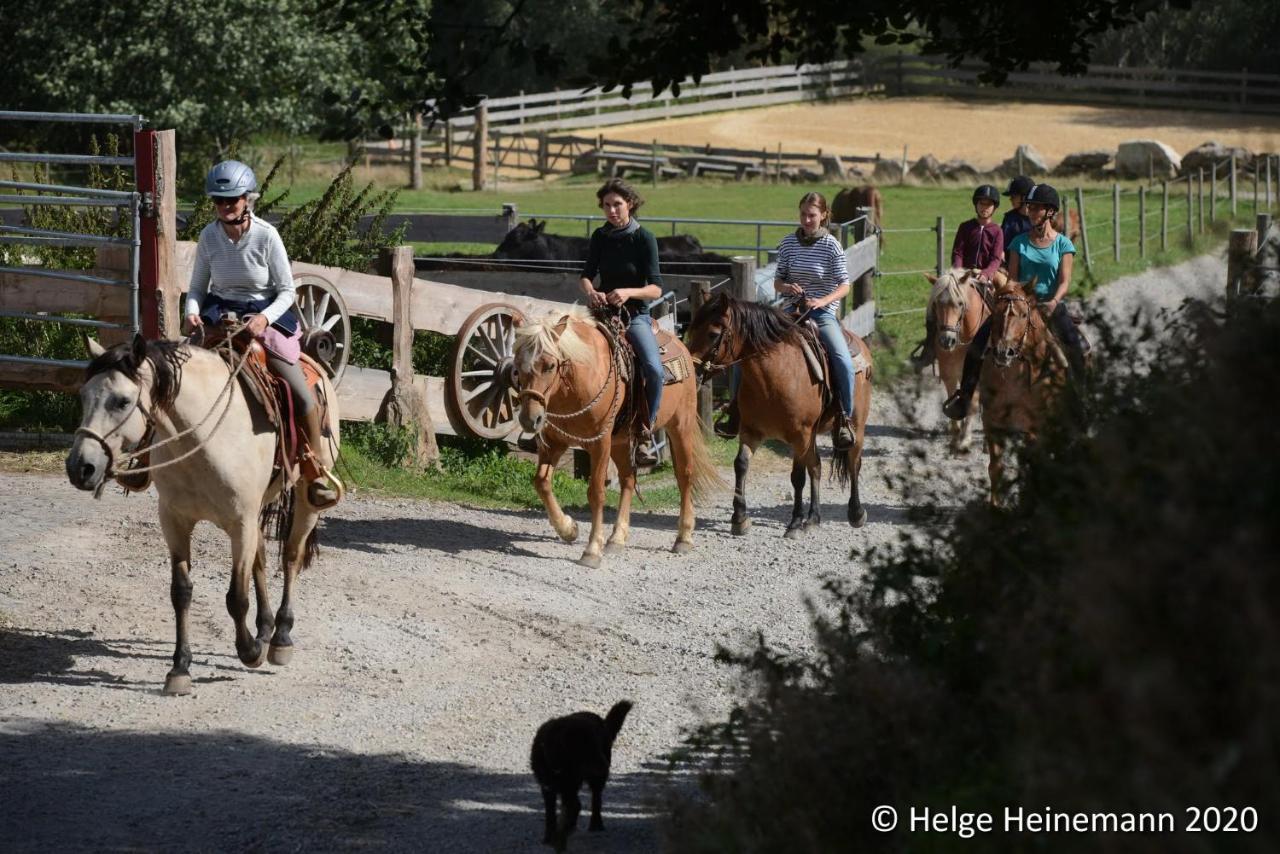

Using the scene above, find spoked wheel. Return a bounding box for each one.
[293,273,352,384]
[446,303,526,440]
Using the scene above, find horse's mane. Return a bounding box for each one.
[514,308,598,370]
[84,339,189,411]
[723,299,802,354]
[928,268,974,311]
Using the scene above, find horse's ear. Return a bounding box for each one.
[533,219,545,234]
[716,290,730,307]
[924,273,937,285]
[1022,275,1038,294]
[131,332,147,363]
[85,336,106,358]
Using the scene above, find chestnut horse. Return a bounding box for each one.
[66,335,339,694]
[513,310,720,568]
[924,268,991,453]
[685,293,873,537]
[980,279,1068,504]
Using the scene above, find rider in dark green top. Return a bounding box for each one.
[579,178,666,467]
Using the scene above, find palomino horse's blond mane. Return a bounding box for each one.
[513,309,598,372]
[928,268,979,313]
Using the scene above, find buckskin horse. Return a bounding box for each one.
[979,278,1068,505]
[925,268,991,453]
[513,309,720,567]
[685,293,873,536]
[65,334,340,694]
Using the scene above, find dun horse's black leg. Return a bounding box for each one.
[165,554,193,695]
[784,459,806,538]
[730,443,753,536]
[588,777,606,831]
[252,540,274,651]
[542,788,557,844]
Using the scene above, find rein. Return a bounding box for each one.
[518,321,626,446]
[76,327,256,496]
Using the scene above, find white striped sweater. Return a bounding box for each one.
[185,214,295,324]
[774,233,849,316]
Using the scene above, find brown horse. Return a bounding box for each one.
[685,293,873,536]
[979,279,1068,505]
[832,185,884,242]
[924,268,991,453]
[513,310,720,568]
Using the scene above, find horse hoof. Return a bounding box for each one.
[163,673,192,696]
[268,643,294,666]
[803,518,821,530]
[558,522,580,544]
[671,540,692,555]
[730,519,751,536]
[783,526,801,540]
[849,506,868,528]
[604,542,625,555]
[577,553,603,569]
[243,642,267,669]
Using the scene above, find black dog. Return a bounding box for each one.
[531,700,632,850]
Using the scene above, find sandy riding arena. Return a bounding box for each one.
[598,97,1280,169]
[0,255,1223,851]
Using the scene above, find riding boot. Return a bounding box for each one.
[713,398,740,439]
[832,414,856,451]
[634,425,659,468]
[942,358,981,421]
[909,317,938,372]
[300,406,343,509]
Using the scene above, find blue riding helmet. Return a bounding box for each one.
[205,160,257,198]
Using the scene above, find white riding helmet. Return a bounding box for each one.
[205,160,257,198]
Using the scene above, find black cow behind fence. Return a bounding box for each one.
[493,219,730,273]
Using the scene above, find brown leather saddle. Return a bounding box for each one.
[793,318,871,423]
[591,310,692,440]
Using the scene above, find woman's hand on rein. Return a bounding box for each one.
[605,289,628,307]
[185,314,203,334]
[244,314,269,336]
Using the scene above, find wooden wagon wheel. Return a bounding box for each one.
[446,303,527,440]
[293,273,352,385]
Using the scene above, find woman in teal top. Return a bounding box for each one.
[943,183,1088,420]
[580,178,665,466]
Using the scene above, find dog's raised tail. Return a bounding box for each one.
[605,700,633,742]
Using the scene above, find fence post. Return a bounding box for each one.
[900,145,908,186]
[1075,187,1092,272]
[501,202,518,232]
[651,139,659,188]
[1161,180,1169,252]
[1138,185,1146,259]
[492,133,500,191]
[1269,156,1275,210]
[472,101,488,191]
[1258,213,1272,247]
[1230,154,1238,216]
[935,215,945,275]
[1226,228,1258,297]
[536,132,548,176]
[133,128,179,340]
[444,120,453,167]
[1253,159,1259,216]
[1210,161,1217,223]
[689,279,714,431]
[410,112,423,190]
[730,256,757,303]
[1113,183,1121,263]
[1197,168,1205,235]
[377,245,438,467]
[1186,176,1193,244]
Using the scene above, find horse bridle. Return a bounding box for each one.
[73,384,158,486]
[989,291,1036,363]
[516,323,624,445]
[935,272,990,345]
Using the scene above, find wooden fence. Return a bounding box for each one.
[878,54,1280,114]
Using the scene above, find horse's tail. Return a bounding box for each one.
[684,415,726,499]
[259,485,321,573]
[828,445,852,489]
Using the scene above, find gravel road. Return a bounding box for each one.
[0,251,1225,853]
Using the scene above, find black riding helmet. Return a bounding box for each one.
[972,184,1000,205]
[1025,183,1061,212]
[1003,175,1034,198]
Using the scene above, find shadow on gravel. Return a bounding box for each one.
[322,517,549,559]
[0,723,663,853]
[0,628,272,692]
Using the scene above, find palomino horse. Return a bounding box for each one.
[685,293,873,536]
[924,268,991,453]
[514,310,720,568]
[65,335,340,694]
[979,278,1067,505]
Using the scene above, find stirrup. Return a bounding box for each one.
[909,340,933,372]
[634,430,659,467]
[713,415,739,439]
[942,390,971,421]
[832,417,855,451]
[305,461,344,509]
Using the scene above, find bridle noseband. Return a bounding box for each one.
[989,291,1035,364]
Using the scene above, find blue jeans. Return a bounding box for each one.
[814,311,855,418]
[626,314,663,427]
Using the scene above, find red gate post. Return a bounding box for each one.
[133,128,179,339]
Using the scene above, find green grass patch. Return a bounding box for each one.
[339,423,686,510]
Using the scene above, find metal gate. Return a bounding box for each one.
[0,110,144,376]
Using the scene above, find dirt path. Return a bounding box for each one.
[596,97,1280,170]
[0,253,1223,852]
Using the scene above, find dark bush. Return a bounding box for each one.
[668,294,1280,853]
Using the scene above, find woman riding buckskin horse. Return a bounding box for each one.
[579,178,665,467]
[185,159,339,507]
[716,192,858,450]
[943,182,1088,420]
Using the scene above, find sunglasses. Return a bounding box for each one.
[213,196,244,206]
